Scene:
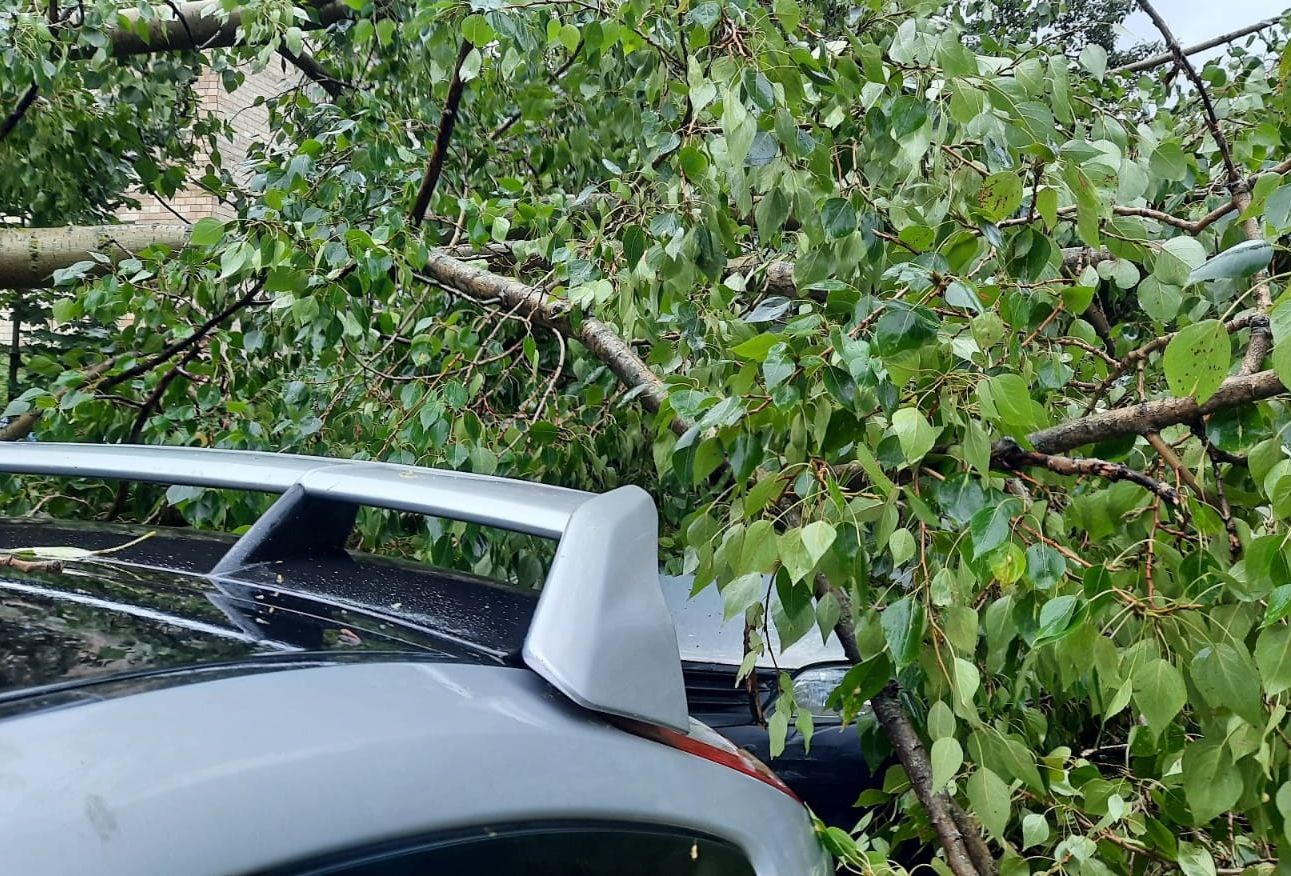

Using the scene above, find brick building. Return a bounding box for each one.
[1,61,297,345]
[118,62,295,223]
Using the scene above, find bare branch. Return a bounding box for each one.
[994,440,1180,505]
[1112,15,1285,74]
[278,46,350,99]
[1135,0,1243,188]
[410,39,473,227]
[0,85,40,143]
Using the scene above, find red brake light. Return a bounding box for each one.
[616,718,802,802]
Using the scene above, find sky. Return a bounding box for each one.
[1120,0,1290,59]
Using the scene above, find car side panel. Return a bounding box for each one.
[0,663,829,876]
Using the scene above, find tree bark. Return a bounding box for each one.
[419,251,682,432]
[0,224,190,289]
[1003,370,1286,458]
[410,39,473,227]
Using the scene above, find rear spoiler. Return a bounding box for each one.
[0,443,689,732]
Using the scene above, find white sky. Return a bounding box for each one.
[1120,0,1289,59]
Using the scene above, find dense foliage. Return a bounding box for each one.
[3,0,1291,872]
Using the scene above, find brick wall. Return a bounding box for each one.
[117,61,295,224]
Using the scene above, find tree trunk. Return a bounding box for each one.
[0,224,190,289]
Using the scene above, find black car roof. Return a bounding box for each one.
[0,518,539,700]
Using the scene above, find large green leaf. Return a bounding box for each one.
[1131,658,1187,732]
[1163,319,1230,403]
[966,767,1011,837]
[1182,738,1243,824]
[1256,625,1291,695]
[1190,643,1264,726]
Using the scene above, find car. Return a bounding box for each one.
[665,577,875,827]
[0,443,831,876]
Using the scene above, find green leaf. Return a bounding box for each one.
[874,307,937,357]
[1163,319,1229,403]
[970,497,1021,559]
[188,216,226,247]
[1025,544,1066,590]
[1177,843,1217,876]
[930,736,963,791]
[1131,658,1187,732]
[721,572,765,621]
[768,707,789,759]
[1188,239,1273,283]
[977,172,1024,222]
[461,14,495,46]
[889,528,915,566]
[1065,164,1101,248]
[1182,738,1243,824]
[621,224,647,269]
[1036,188,1058,229]
[1149,142,1188,182]
[778,522,835,584]
[966,767,1011,837]
[821,198,857,238]
[1021,813,1050,850]
[892,407,938,465]
[1034,595,1084,646]
[1154,236,1206,286]
[928,701,956,740]
[1079,43,1107,79]
[1190,643,1264,726]
[1255,625,1291,694]
[882,595,925,668]
[1266,584,1291,627]
[981,373,1045,435]
[731,333,780,361]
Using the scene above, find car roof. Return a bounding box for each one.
[0,517,535,703]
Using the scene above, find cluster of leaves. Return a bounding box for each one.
[5,0,1291,872]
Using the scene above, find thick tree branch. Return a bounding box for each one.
[1112,16,1284,74]
[0,85,40,143]
[419,252,680,431]
[1083,313,1259,413]
[0,224,190,289]
[1001,369,1287,459]
[410,39,473,227]
[278,46,350,99]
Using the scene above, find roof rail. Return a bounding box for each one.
[0,443,689,731]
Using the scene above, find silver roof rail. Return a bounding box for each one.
[0,443,689,731]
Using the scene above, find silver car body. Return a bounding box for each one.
[0,444,831,876]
